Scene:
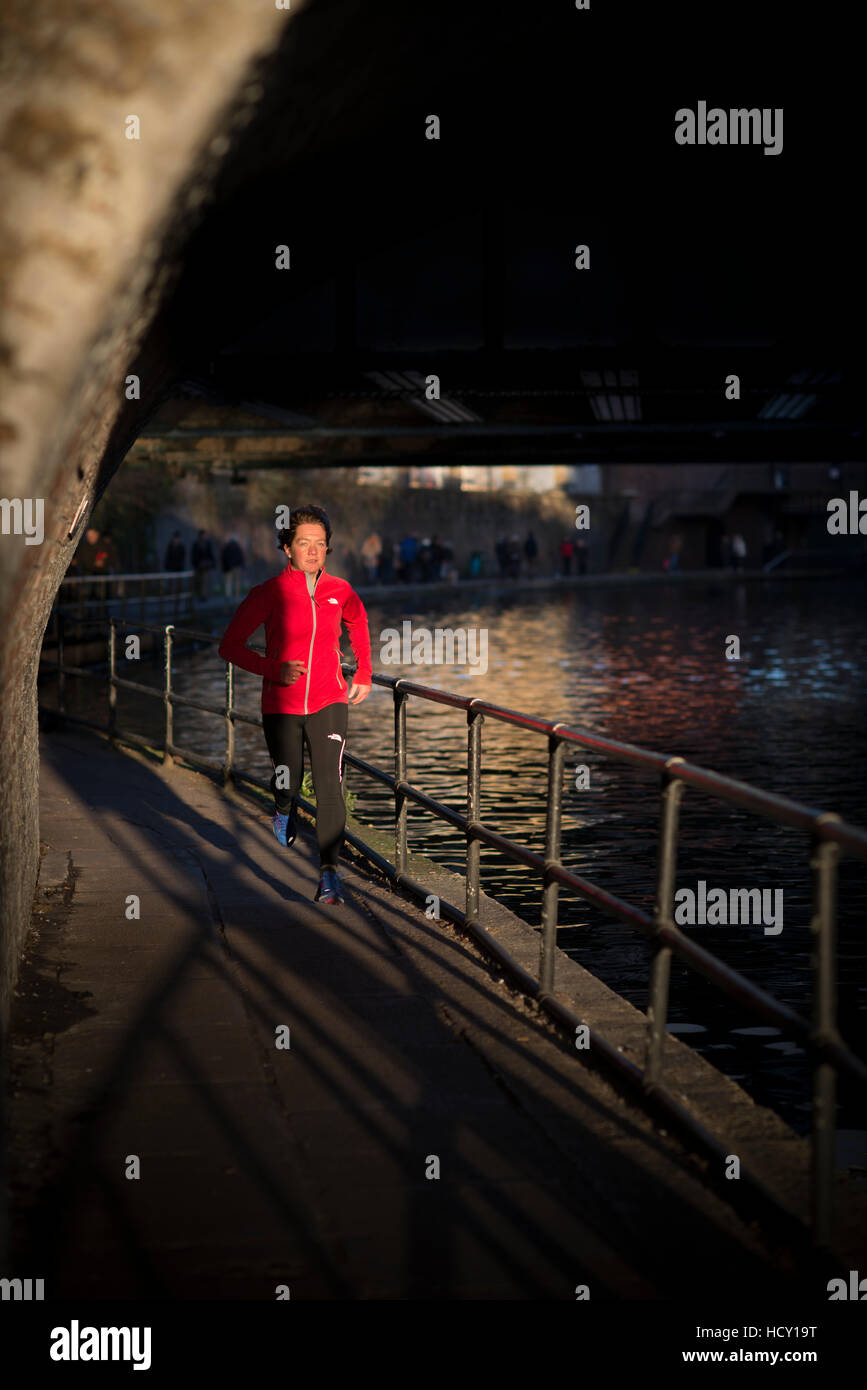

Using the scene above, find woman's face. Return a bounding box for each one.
[285,522,328,574]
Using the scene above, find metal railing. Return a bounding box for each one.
[50,570,196,628]
[38,617,867,1252]
[763,549,793,573]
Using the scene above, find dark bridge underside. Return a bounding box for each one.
[97,1,861,502]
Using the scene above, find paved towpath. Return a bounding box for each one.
[5,727,849,1299]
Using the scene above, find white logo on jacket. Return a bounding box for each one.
[328,597,339,604]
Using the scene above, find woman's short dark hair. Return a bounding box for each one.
[276,505,332,554]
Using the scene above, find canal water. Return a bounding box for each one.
[49,577,867,1140]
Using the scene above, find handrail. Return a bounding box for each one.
[59,569,195,584]
[763,550,793,573]
[37,614,867,1252]
[48,572,197,632]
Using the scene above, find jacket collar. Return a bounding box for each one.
[284,564,324,585]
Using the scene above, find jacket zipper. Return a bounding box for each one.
[303,571,319,714]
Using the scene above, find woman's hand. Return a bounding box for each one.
[278,660,306,685]
[348,682,371,705]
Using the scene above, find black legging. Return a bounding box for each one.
[262,703,348,869]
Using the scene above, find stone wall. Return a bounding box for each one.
[144,469,609,584]
[0,1,292,1066]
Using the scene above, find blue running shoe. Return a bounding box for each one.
[315,868,344,904]
[272,807,297,847]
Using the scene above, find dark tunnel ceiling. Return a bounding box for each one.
[140,0,862,468]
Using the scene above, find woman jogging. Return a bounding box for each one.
[218,505,373,904]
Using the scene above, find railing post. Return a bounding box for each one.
[108,619,117,741]
[810,818,841,1250]
[645,757,685,1089]
[539,732,566,993]
[163,624,174,764]
[394,684,407,874]
[224,659,235,784]
[466,706,484,927]
[57,610,66,715]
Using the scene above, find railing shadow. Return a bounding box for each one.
[10,726,822,1298]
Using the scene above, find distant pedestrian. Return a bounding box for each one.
[192,529,216,600]
[495,536,509,577]
[524,529,538,577]
[164,530,186,572]
[399,533,418,583]
[441,538,456,582]
[507,534,521,580]
[221,534,245,600]
[560,536,573,576]
[92,531,121,575]
[731,533,747,571]
[430,535,445,582]
[575,537,588,575]
[360,531,382,586]
[378,536,395,585]
[74,526,103,575]
[418,537,434,582]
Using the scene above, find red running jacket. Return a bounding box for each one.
[217,566,373,715]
